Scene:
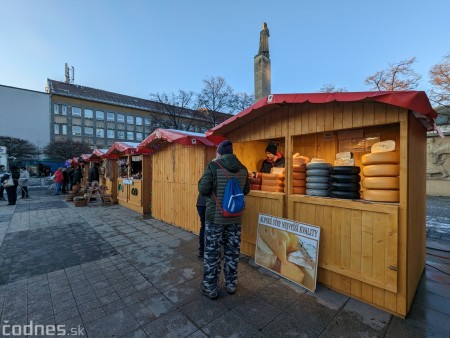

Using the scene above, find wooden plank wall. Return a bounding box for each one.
[152,143,212,233]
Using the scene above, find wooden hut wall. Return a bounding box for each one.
[221,101,426,316]
[152,143,213,233]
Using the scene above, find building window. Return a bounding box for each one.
[136,132,143,141]
[117,114,125,123]
[61,105,67,115]
[127,115,134,125]
[72,107,81,117]
[72,125,82,136]
[85,127,93,136]
[107,129,115,139]
[144,118,151,126]
[136,117,143,126]
[107,112,115,122]
[84,109,94,119]
[54,104,59,115]
[96,111,104,121]
[127,132,134,140]
[54,124,59,134]
[117,130,125,139]
[62,124,67,135]
[96,128,105,138]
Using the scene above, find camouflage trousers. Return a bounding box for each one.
[202,222,241,294]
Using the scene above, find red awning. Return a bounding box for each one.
[138,128,225,150]
[89,149,109,161]
[80,154,91,162]
[206,91,438,135]
[104,142,152,158]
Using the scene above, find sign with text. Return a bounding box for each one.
[255,213,320,292]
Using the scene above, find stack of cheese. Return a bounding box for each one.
[261,168,285,192]
[333,151,355,166]
[292,153,309,194]
[306,159,331,197]
[329,166,361,199]
[249,177,262,190]
[361,140,400,202]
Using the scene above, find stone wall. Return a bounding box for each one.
[426,135,450,196]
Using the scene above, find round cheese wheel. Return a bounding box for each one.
[293,165,307,172]
[362,189,399,202]
[306,162,332,169]
[262,173,285,180]
[362,152,400,165]
[330,166,361,175]
[362,177,399,190]
[263,179,285,187]
[292,179,306,187]
[250,184,261,190]
[362,164,399,177]
[261,185,285,193]
[292,172,306,180]
[249,177,262,184]
[292,187,306,194]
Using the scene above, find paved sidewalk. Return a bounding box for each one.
[0,188,449,337]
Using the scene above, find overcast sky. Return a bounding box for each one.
[1,0,449,100]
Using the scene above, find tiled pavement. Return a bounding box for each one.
[0,188,449,337]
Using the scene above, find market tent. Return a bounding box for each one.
[104,141,152,158]
[206,91,438,136]
[138,128,224,150]
[89,148,109,161]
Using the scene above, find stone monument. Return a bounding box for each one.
[254,22,271,102]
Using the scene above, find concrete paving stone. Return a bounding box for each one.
[385,316,443,338]
[253,282,301,311]
[122,292,144,306]
[1,301,28,321]
[308,284,350,311]
[413,290,450,316]
[137,284,160,301]
[58,315,85,337]
[201,310,260,338]
[80,306,106,324]
[418,278,450,299]
[85,308,139,337]
[163,277,203,307]
[102,299,127,316]
[151,268,189,292]
[98,291,121,306]
[112,281,133,294]
[120,328,149,338]
[28,291,51,305]
[73,290,97,305]
[28,297,52,313]
[342,298,391,332]
[50,290,74,304]
[142,309,197,338]
[238,270,277,293]
[117,286,140,299]
[77,297,102,315]
[27,305,54,322]
[261,307,320,337]
[54,306,80,324]
[232,294,283,330]
[320,310,384,338]
[404,301,450,336]
[52,298,77,314]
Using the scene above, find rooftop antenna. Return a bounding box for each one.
[64,63,75,83]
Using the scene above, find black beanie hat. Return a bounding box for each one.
[217,140,233,155]
[265,143,277,155]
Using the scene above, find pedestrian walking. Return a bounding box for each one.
[18,167,30,199]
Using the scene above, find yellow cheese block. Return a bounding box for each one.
[292,179,306,187]
[262,173,285,180]
[362,189,399,202]
[262,179,285,187]
[362,177,399,190]
[261,185,285,192]
[271,167,286,175]
[362,152,400,165]
[292,187,306,194]
[362,164,400,177]
[279,261,305,284]
[258,224,290,263]
[371,140,396,153]
[292,172,306,179]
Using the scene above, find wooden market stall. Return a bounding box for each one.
[206,91,437,317]
[137,128,223,233]
[104,142,152,213]
[79,154,91,185]
[88,149,117,201]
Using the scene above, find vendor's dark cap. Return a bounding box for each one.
[266,143,277,155]
[217,140,233,155]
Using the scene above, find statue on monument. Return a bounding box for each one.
[258,22,270,57]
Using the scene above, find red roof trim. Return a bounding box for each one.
[206,91,437,135]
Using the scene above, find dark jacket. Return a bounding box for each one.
[198,154,250,225]
[259,155,285,174]
[72,167,83,185]
[88,166,99,183]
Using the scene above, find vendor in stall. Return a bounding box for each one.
[250,142,285,178]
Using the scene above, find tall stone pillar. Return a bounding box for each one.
[254,22,271,102]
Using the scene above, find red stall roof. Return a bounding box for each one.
[89,148,109,161]
[206,91,438,136]
[104,142,152,158]
[138,128,225,150]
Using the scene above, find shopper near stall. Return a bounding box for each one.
[71,165,83,192]
[53,168,64,195]
[198,140,250,300]
[196,193,207,258]
[0,165,6,201]
[88,163,100,186]
[18,167,30,199]
[1,170,17,205]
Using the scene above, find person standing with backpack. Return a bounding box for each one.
[198,140,250,300]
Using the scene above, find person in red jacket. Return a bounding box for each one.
[53,168,64,195]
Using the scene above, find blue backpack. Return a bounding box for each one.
[213,162,245,217]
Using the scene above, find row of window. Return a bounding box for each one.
[54,124,144,141]
[54,104,150,125]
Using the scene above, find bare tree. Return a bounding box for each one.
[429,53,450,107]
[0,136,39,161]
[228,92,255,114]
[197,76,234,126]
[365,57,422,91]
[149,90,202,131]
[43,140,92,161]
[318,84,348,93]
